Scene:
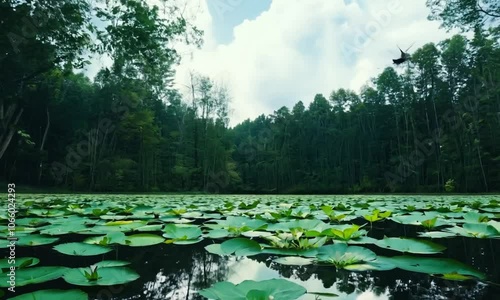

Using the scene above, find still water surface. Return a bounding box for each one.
[10,221,500,300]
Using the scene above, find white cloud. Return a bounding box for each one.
[174,0,458,126]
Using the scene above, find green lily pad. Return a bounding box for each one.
[119,234,165,247]
[132,224,163,232]
[241,231,273,238]
[163,224,203,244]
[39,223,89,235]
[8,289,88,300]
[446,223,500,238]
[62,266,140,286]
[315,244,393,271]
[92,260,131,268]
[417,231,458,238]
[266,219,324,232]
[374,237,446,254]
[205,238,262,257]
[198,278,307,300]
[262,247,319,257]
[14,218,51,227]
[434,272,477,281]
[0,257,39,269]
[463,211,490,223]
[205,216,268,232]
[320,224,367,241]
[53,242,112,256]
[385,255,486,279]
[205,229,234,239]
[274,256,314,266]
[0,266,69,287]
[0,235,59,248]
[83,232,127,245]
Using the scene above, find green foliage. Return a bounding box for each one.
[62,266,140,286]
[198,279,308,300]
[83,265,100,281]
[445,179,456,192]
[8,289,88,300]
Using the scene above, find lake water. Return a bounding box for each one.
[3,194,500,299]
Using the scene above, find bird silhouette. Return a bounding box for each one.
[393,43,414,65]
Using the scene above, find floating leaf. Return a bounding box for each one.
[463,211,489,223]
[119,234,165,247]
[0,235,59,248]
[53,242,112,256]
[205,238,262,257]
[385,255,486,279]
[198,279,307,300]
[315,244,393,271]
[83,232,127,245]
[446,223,500,238]
[0,266,69,287]
[374,237,446,254]
[274,256,313,266]
[63,266,140,286]
[92,260,131,268]
[0,257,39,269]
[8,289,88,300]
[241,231,273,238]
[417,231,458,239]
[163,224,202,244]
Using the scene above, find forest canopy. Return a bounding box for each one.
[1,0,499,193]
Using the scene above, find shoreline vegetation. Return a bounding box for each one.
[1,1,499,194]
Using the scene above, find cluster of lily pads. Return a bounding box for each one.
[0,194,499,299]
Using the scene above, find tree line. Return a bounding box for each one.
[1,0,499,193]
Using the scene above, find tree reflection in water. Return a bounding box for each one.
[123,241,498,300]
[9,225,498,299]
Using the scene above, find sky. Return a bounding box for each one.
[172,0,459,127]
[83,0,459,127]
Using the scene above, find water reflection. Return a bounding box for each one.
[111,236,498,300]
[7,233,500,300]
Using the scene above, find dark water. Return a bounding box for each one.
[5,220,500,300]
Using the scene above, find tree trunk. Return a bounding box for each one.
[37,108,50,184]
[0,107,24,160]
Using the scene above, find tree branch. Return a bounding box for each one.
[476,3,500,18]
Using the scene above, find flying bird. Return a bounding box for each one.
[392,43,414,65]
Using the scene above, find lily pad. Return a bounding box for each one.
[53,242,112,256]
[385,255,486,279]
[205,238,262,257]
[417,231,458,239]
[198,278,307,300]
[316,244,393,271]
[0,257,39,269]
[163,224,203,244]
[274,256,314,266]
[92,260,131,268]
[8,289,88,300]
[83,232,127,245]
[62,266,140,286]
[119,234,165,247]
[0,266,69,287]
[374,237,446,254]
[0,235,59,248]
[262,247,318,257]
[446,223,500,238]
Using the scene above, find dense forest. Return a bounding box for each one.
[1,0,499,193]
